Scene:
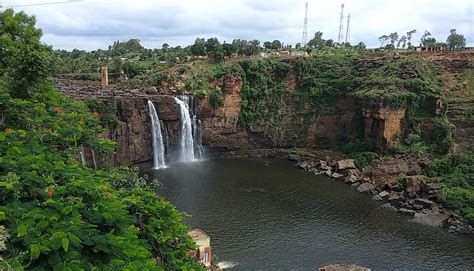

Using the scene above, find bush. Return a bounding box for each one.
[0,9,204,270]
[425,150,474,225]
[208,88,224,109]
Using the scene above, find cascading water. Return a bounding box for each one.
[192,116,205,159]
[147,100,167,169]
[79,145,86,166]
[91,149,98,169]
[174,97,196,162]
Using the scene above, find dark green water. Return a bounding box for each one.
[145,158,474,270]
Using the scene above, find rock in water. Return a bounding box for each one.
[413,212,449,227]
[357,182,375,193]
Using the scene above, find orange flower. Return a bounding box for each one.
[54,107,63,113]
[91,111,101,118]
[47,187,55,198]
[3,128,13,133]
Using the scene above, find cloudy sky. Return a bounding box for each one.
[3,0,473,50]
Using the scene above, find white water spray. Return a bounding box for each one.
[174,97,196,162]
[147,100,167,169]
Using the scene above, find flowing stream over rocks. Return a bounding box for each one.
[147,100,166,168]
[145,158,474,270]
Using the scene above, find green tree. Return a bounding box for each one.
[307,31,325,48]
[325,39,334,47]
[420,30,436,46]
[191,37,206,56]
[446,29,466,50]
[263,41,272,49]
[162,43,170,51]
[378,35,389,47]
[271,40,282,50]
[397,36,407,49]
[0,9,52,99]
[223,42,236,57]
[389,32,399,49]
[353,42,366,50]
[406,29,416,48]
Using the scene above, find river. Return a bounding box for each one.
[144,157,474,270]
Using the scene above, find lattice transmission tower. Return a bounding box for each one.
[302,2,308,47]
[345,13,351,44]
[337,3,345,45]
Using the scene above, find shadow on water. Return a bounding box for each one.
[143,157,474,270]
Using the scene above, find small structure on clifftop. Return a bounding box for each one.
[188,228,212,268]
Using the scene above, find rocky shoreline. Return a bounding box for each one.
[284,152,473,234]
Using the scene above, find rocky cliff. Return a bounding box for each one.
[55,51,474,167]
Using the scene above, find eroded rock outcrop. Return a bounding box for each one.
[362,101,406,152]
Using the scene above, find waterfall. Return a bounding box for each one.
[174,97,196,162]
[79,145,86,166]
[147,100,167,169]
[91,149,98,169]
[193,116,205,159]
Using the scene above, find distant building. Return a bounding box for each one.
[414,45,445,52]
[187,229,212,268]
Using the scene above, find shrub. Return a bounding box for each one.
[208,88,224,109]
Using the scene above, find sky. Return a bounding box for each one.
[2,0,473,51]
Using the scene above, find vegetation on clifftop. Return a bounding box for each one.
[0,9,203,270]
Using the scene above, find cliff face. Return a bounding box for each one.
[196,73,360,151]
[55,51,474,166]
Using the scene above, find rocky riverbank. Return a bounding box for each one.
[287,152,473,234]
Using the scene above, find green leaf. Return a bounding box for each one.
[52,231,66,240]
[17,223,28,237]
[62,205,73,215]
[68,233,82,247]
[0,211,5,221]
[36,220,49,230]
[62,238,69,252]
[30,243,41,260]
[0,133,5,141]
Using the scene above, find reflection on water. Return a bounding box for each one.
[144,158,474,270]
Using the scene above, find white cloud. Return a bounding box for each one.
[4,0,473,50]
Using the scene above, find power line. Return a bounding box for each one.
[4,0,83,8]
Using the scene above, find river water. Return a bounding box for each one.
[145,158,474,270]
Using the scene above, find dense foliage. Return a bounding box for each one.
[0,9,203,270]
[425,148,474,225]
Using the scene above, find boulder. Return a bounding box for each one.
[357,183,375,193]
[381,203,397,211]
[424,182,442,191]
[413,212,449,227]
[145,86,159,94]
[378,191,390,198]
[319,160,329,170]
[406,175,425,193]
[288,154,300,161]
[372,194,383,201]
[336,159,356,170]
[399,208,416,216]
[331,172,345,181]
[414,198,435,208]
